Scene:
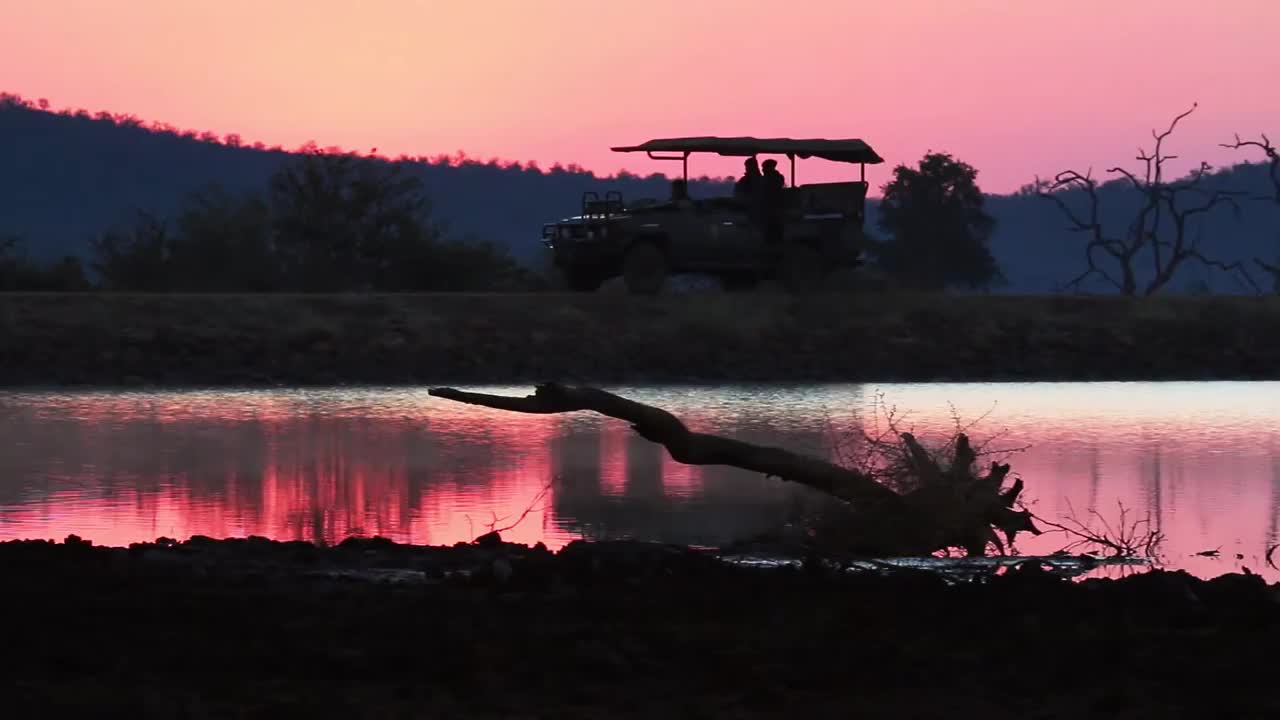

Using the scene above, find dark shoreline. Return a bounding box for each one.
[3,292,1280,387]
[4,534,1279,718]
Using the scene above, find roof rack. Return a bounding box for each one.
[611,136,883,184]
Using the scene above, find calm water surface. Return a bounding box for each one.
[2,382,1278,580]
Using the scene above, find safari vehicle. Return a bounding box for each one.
[540,136,884,294]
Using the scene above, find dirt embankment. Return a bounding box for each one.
[2,292,1279,386]
[3,534,1278,718]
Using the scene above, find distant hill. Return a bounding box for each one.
[3,94,1277,292]
[0,96,732,268]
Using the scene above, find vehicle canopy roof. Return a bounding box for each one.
[611,136,884,164]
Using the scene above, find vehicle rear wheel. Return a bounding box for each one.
[622,243,667,295]
[779,244,825,294]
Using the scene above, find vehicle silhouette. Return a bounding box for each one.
[541,136,884,294]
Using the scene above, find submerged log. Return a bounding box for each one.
[428,383,1040,557]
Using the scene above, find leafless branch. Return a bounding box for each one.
[1255,257,1280,292]
[1140,176,1247,294]
[1221,133,1280,292]
[1034,170,1133,293]
[826,391,1029,498]
[1030,500,1165,559]
[470,482,553,540]
[1038,104,1253,295]
[1221,132,1279,204]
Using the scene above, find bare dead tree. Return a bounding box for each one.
[430,383,1041,558]
[1222,133,1280,290]
[1036,104,1254,295]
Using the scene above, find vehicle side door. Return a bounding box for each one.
[699,202,764,270]
[655,205,716,270]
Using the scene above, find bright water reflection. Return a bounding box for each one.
[1,382,1278,580]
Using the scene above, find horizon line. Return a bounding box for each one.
[3,90,1269,197]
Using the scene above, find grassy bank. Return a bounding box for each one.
[2,292,1279,386]
[3,535,1278,718]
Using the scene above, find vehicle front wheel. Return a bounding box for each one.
[622,242,667,295]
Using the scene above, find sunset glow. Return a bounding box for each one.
[3,1,1277,191]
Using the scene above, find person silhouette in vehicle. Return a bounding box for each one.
[761,158,786,195]
[760,159,786,246]
[734,157,761,202]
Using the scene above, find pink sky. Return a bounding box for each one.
[2,0,1278,191]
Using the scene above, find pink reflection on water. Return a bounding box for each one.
[0,383,1277,581]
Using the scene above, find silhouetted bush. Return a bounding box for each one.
[872,152,1002,291]
[0,235,91,291]
[170,188,277,291]
[90,211,175,291]
[85,149,541,292]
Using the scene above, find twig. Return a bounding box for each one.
[1030,499,1164,558]
[1221,133,1279,204]
[478,482,553,538]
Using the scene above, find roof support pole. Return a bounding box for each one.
[644,151,693,184]
[788,153,795,187]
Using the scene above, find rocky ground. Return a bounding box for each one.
[2,292,1280,386]
[4,534,1278,718]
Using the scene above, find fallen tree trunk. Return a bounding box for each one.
[429,383,1040,557]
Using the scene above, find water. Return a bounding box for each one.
[2,382,1278,580]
